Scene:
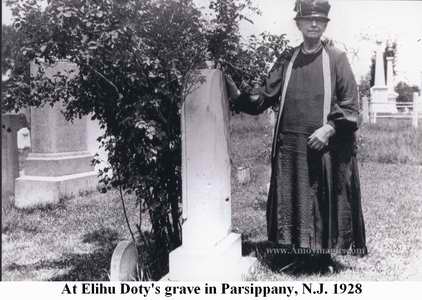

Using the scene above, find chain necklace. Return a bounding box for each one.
[301,42,323,55]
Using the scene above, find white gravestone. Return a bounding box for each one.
[166,69,256,281]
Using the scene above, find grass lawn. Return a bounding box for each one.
[2,191,140,281]
[2,113,421,281]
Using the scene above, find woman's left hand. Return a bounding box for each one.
[225,74,241,101]
[308,124,335,151]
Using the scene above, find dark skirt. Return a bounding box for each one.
[266,131,367,255]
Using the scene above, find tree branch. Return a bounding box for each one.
[88,65,124,101]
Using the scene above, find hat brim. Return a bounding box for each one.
[294,14,330,21]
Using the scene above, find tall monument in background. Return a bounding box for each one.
[370,40,397,113]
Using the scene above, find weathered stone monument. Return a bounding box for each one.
[14,61,98,208]
[370,40,397,114]
[166,69,256,280]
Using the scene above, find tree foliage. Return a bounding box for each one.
[395,81,420,103]
[206,0,291,90]
[2,0,289,279]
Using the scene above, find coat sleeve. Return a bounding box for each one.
[232,63,284,115]
[327,51,359,134]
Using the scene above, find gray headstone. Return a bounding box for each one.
[14,61,98,208]
[1,113,27,209]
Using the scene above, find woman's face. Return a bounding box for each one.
[296,18,328,41]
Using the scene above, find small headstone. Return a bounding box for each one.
[110,240,138,281]
[17,127,31,150]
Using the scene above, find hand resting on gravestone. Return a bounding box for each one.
[225,74,241,101]
[225,74,260,103]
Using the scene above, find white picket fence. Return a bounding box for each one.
[361,94,422,128]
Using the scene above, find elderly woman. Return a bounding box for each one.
[227,0,367,272]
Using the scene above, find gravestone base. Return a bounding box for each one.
[24,151,94,176]
[15,171,97,209]
[15,150,98,208]
[166,233,257,281]
[371,86,397,113]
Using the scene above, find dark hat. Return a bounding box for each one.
[294,0,331,21]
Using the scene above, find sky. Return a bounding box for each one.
[3,0,422,86]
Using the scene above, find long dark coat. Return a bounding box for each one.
[234,42,367,255]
